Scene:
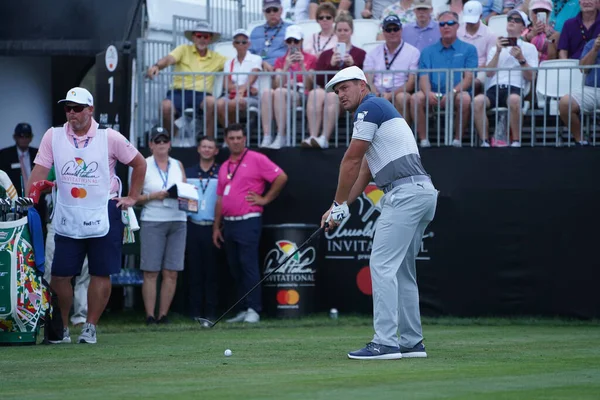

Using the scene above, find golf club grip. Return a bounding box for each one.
[212,226,324,326]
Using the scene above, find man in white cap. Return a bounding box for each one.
[147,22,227,139]
[27,87,147,344]
[320,66,438,360]
[216,29,263,129]
[473,9,538,147]
[458,1,497,95]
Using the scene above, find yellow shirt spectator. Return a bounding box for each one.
[169,45,227,92]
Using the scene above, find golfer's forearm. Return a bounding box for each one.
[348,158,372,205]
[335,156,361,203]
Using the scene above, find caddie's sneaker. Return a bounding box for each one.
[226,311,247,323]
[49,327,71,344]
[400,341,427,358]
[243,308,260,323]
[78,323,97,344]
[348,342,403,360]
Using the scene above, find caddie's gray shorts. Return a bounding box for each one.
[140,221,187,272]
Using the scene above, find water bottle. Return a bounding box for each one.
[493,110,509,147]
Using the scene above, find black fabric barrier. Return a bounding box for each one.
[161,147,600,319]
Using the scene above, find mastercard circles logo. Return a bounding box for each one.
[71,187,88,199]
[356,266,373,295]
[276,289,300,305]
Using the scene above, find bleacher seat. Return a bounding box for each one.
[351,19,380,49]
[536,59,582,115]
[295,20,321,41]
[487,15,508,37]
[213,41,237,59]
[361,41,385,54]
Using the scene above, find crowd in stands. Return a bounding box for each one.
[146,0,600,147]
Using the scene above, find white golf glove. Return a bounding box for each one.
[327,201,350,224]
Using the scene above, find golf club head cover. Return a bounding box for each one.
[29,180,55,204]
[328,201,350,223]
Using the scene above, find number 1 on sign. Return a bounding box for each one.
[108,76,114,103]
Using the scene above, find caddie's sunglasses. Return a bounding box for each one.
[506,16,524,24]
[194,33,212,39]
[439,20,458,27]
[153,137,170,144]
[384,26,401,32]
[286,38,301,44]
[64,105,88,113]
[265,7,280,13]
[234,40,248,45]
[318,15,333,20]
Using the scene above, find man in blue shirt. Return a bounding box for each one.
[412,11,478,147]
[185,136,221,323]
[558,36,600,146]
[249,0,291,70]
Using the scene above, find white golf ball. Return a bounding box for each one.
[224,349,232,357]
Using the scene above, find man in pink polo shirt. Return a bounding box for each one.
[212,123,287,323]
[26,87,146,344]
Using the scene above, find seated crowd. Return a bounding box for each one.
[146,0,599,147]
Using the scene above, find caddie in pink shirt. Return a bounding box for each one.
[26,87,147,345]
[212,123,287,324]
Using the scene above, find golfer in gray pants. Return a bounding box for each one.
[321,66,438,360]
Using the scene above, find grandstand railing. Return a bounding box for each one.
[132,61,600,148]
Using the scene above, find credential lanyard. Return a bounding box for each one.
[226,149,248,180]
[155,159,170,189]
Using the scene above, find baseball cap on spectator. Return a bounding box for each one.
[383,15,402,28]
[507,9,529,26]
[529,0,552,12]
[57,87,94,106]
[184,22,221,43]
[285,25,303,40]
[325,66,371,92]
[411,0,433,9]
[14,122,33,137]
[232,28,250,38]
[150,126,170,141]
[463,1,483,24]
[263,0,282,10]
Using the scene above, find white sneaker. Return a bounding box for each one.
[301,136,316,148]
[310,135,329,149]
[267,135,285,149]
[259,135,273,148]
[226,311,247,323]
[452,139,462,147]
[420,139,431,148]
[510,141,521,147]
[481,140,490,148]
[78,323,97,344]
[48,327,71,344]
[243,308,260,323]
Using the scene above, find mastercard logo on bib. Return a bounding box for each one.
[71,187,88,198]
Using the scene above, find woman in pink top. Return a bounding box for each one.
[522,0,559,62]
[303,2,338,57]
[259,25,317,150]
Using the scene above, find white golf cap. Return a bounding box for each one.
[463,1,483,24]
[58,87,94,106]
[232,28,250,38]
[325,66,369,93]
[285,25,303,40]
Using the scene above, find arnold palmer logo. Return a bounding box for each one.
[263,240,317,284]
[61,157,100,179]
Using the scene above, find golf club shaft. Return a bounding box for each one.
[211,226,324,327]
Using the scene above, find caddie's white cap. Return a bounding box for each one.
[463,1,483,24]
[57,87,94,106]
[232,28,250,38]
[325,66,369,93]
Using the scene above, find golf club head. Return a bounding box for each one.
[195,317,215,328]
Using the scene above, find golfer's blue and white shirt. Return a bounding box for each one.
[352,94,428,188]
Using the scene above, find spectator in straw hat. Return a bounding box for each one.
[146,22,227,139]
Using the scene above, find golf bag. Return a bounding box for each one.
[0,216,51,345]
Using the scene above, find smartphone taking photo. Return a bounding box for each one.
[537,12,547,24]
[336,42,346,56]
[504,37,518,46]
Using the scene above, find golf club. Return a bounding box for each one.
[197,225,325,328]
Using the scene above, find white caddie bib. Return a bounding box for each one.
[51,127,111,239]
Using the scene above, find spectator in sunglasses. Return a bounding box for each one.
[402,0,441,52]
[413,11,478,147]
[309,0,354,19]
[249,0,291,70]
[146,22,226,140]
[138,126,188,325]
[216,29,263,129]
[260,25,318,149]
[304,2,339,56]
[303,13,366,149]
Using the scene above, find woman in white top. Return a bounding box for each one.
[138,127,187,325]
[303,2,338,57]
